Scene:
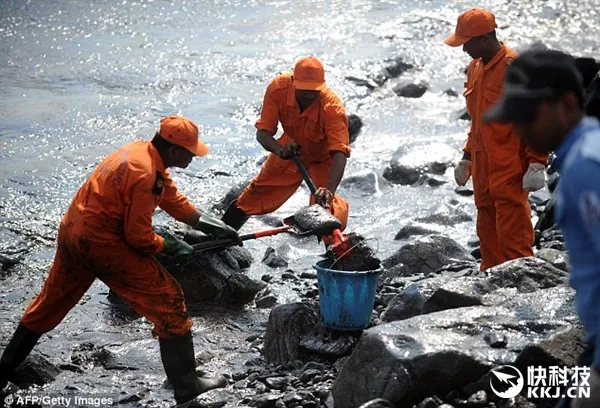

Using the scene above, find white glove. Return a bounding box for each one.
[522,163,546,192]
[454,159,472,186]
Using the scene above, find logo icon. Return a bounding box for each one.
[489,365,525,399]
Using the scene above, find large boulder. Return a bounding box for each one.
[263,303,319,366]
[12,354,61,387]
[382,235,475,278]
[332,285,578,408]
[382,143,456,186]
[381,257,568,322]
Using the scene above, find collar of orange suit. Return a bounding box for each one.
[147,142,167,173]
[482,44,508,71]
[286,76,321,123]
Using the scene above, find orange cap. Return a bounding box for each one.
[159,115,208,157]
[293,56,327,91]
[444,8,497,47]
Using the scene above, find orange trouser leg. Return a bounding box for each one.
[20,226,96,334]
[472,151,505,271]
[78,243,192,339]
[237,153,303,215]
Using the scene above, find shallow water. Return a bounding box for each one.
[1,0,598,406]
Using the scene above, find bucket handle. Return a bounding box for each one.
[328,236,380,270]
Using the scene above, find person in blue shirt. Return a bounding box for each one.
[484,49,600,408]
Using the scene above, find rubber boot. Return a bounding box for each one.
[220,200,250,231]
[0,323,42,390]
[158,331,227,406]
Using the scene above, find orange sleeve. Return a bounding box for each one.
[158,171,197,222]
[123,175,164,254]
[255,79,280,134]
[324,102,351,157]
[525,146,549,165]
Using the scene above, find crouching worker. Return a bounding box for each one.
[0,116,241,406]
[221,56,351,244]
[484,49,600,408]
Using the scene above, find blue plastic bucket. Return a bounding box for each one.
[314,259,383,331]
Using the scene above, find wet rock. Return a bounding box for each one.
[300,271,317,279]
[299,369,321,383]
[195,350,215,365]
[418,397,440,408]
[467,236,479,248]
[470,247,481,261]
[262,274,274,283]
[346,75,378,90]
[299,321,359,358]
[348,114,363,144]
[328,233,381,272]
[0,253,24,271]
[515,325,586,370]
[535,195,557,236]
[358,399,394,408]
[265,377,287,390]
[251,394,283,408]
[282,271,297,280]
[466,390,488,407]
[256,295,278,309]
[12,354,61,387]
[292,204,343,236]
[213,178,252,212]
[382,235,475,278]
[481,257,567,292]
[414,208,472,226]
[455,186,474,197]
[393,81,428,98]
[383,58,414,80]
[536,248,568,271]
[340,170,385,196]
[444,89,459,97]
[427,176,447,187]
[263,247,288,269]
[332,286,577,408]
[394,224,440,240]
[484,332,508,349]
[263,303,319,366]
[381,277,482,322]
[456,108,471,121]
[383,143,456,186]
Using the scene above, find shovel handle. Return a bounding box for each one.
[291,154,318,196]
[191,225,293,252]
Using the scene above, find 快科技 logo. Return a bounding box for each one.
[489,365,525,399]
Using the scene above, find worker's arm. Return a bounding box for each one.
[326,152,347,194]
[159,171,199,224]
[257,129,283,156]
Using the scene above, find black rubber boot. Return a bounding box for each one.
[220,200,250,231]
[159,331,227,405]
[0,323,42,390]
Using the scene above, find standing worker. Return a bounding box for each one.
[220,56,351,243]
[444,8,549,271]
[0,116,240,406]
[484,48,600,408]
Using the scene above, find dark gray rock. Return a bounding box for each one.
[427,176,447,187]
[291,204,342,236]
[299,369,321,383]
[348,114,363,144]
[299,321,359,358]
[394,224,440,240]
[484,332,508,349]
[382,235,475,277]
[536,248,569,272]
[357,399,394,408]
[444,89,459,97]
[140,245,265,308]
[265,377,286,390]
[382,143,455,186]
[418,397,441,408]
[382,163,421,185]
[256,295,278,309]
[332,286,577,408]
[455,186,474,197]
[415,209,472,226]
[340,170,385,196]
[456,108,471,121]
[13,354,61,387]
[393,81,428,98]
[263,303,319,366]
[466,390,488,407]
[479,257,568,293]
[262,247,288,268]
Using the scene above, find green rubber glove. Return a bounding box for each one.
[195,213,242,245]
[161,232,194,262]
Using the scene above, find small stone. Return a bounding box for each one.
[195,350,214,365]
[274,400,286,408]
[265,376,286,390]
[118,394,142,404]
[427,176,447,187]
[300,272,317,279]
[232,371,248,381]
[455,186,474,196]
[467,390,488,407]
[417,397,438,408]
[444,88,459,97]
[299,369,321,383]
[302,402,318,408]
[262,247,288,268]
[262,274,274,283]
[316,389,330,402]
[246,334,261,342]
[281,272,297,280]
[248,372,259,382]
[484,332,508,349]
[302,362,326,372]
[256,295,278,309]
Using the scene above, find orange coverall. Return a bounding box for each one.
[21,141,196,338]
[236,73,351,230]
[464,45,548,270]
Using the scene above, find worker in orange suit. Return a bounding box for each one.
[0,116,241,406]
[220,56,351,243]
[445,9,549,271]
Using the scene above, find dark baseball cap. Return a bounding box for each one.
[484,49,584,123]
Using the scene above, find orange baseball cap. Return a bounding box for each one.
[293,56,327,91]
[159,115,208,157]
[444,8,497,47]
